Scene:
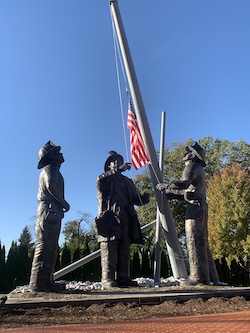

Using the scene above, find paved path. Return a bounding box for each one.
[1,311,250,333]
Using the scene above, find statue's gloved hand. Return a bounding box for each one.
[168,183,178,190]
[119,163,132,172]
[156,183,169,192]
[166,192,184,201]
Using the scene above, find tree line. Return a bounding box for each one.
[0,137,249,292]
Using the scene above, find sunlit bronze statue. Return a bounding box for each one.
[95,151,149,288]
[29,141,70,292]
[156,142,220,285]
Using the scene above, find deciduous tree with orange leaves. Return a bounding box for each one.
[207,164,250,268]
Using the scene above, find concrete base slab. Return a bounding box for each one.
[5,286,250,309]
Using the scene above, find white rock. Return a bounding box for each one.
[9,276,180,294]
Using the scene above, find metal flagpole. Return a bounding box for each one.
[109,0,188,279]
[154,111,165,283]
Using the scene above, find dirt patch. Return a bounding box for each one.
[1,295,250,328]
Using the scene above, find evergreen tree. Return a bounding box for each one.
[54,247,61,272]
[16,226,34,286]
[89,240,101,282]
[18,226,34,257]
[161,250,171,278]
[16,243,30,286]
[71,247,82,281]
[141,246,152,278]
[130,245,141,278]
[215,258,231,285]
[60,243,72,280]
[0,242,5,292]
[4,241,18,292]
[82,237,92,281]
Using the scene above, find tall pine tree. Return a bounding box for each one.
[60,243,72,280]
[4,241,18,292]
[0,242,5,292]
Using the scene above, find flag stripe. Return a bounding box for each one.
[127,100,149,170]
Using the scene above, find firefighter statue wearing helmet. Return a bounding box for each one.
[29,141,70,292]
[156,142,222,286]
[95,151,150,288]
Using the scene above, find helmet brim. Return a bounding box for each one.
[188,145,206,167]
[38,145,61,169]
[104,152,124,172]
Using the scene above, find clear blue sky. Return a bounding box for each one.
[1,0,250,254]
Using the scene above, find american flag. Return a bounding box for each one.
[127,99,149,170]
